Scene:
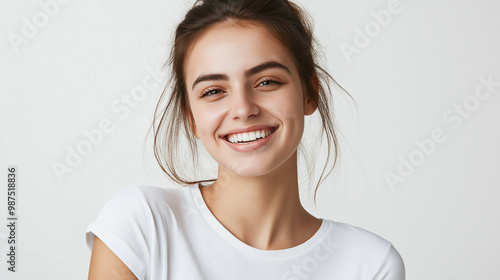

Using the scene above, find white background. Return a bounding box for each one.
[1,0,499,279]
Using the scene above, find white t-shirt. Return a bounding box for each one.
[86,184,405,280]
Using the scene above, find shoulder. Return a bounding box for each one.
[376,244,405,279]
[324,220,406,279]
[90,184,197,227]
[102,184,191,212]
[86,184,192,246]
[110,184,182,200]
[89,185,166,221]
[327,220,392,249]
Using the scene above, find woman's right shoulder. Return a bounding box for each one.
[86,184,194,257]
[100,184,195,217]
[109,184,191,205]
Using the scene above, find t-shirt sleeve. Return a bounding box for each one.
[85,186,152,280]
[373,244,406,280]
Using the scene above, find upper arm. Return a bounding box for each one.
[88,236,138,280]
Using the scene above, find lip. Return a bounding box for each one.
[221,125,278,138]
[222,126,278,153]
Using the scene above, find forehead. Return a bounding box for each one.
[183,21,296,82]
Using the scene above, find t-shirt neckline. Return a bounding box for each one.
[190,182,330,259]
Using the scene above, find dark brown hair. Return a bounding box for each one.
[151,0,352,204]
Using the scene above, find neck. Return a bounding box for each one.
[199,151,322,250]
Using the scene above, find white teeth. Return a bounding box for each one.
[227,128,275,144]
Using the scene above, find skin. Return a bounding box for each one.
[88,237,137,279]
[184,20,322,250]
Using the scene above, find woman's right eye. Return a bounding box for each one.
[201,88,223,98]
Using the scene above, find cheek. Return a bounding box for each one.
[273,89,304,121]
[192,105,225,139]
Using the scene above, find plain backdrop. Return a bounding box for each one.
[1,0,499,279]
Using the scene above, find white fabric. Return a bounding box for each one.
[86,184,405,279]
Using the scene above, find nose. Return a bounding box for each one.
[229,86,259,121]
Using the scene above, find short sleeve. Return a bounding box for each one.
[373,244,405,280]
[86,186,152,280]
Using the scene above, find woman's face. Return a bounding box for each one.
[184,21,317,177]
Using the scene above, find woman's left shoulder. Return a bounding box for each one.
[323,219,405,278]
[325,219,394,249]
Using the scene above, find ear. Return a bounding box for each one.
[304,74,319,116]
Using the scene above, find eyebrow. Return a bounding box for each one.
[191,61,291,90]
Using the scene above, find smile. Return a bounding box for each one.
[222,126,278,153]
[225,127,277,144]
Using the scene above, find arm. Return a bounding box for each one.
[88,236,138,280]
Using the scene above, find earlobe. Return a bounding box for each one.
[304,96,318,116]
[304,75,319,116]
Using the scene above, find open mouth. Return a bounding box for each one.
[224,127,278,144]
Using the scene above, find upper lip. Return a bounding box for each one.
[221,125,278,138]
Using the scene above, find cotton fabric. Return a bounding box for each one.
[86,184,405,279]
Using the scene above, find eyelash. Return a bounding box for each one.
[258,78,281,87]
[200,88,223,98]
[200,78,282,98]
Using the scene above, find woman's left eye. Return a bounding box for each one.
[258,79,281,87]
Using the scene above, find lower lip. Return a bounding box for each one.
[223,128,277,153]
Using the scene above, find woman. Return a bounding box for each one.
[86,0,405,279]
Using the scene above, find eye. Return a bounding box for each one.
[257,78,282,88]
[201,88,224,98]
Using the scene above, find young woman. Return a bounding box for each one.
[86,0,405,279]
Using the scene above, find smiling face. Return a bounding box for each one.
[183,21,317,178]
